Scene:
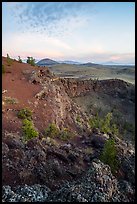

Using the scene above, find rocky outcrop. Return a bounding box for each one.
[2,131,88,188]
[2,185,50,202]
[47,159,135,202]
[2,159,135,202]
[2,129,135,201]
[114,136,135,185]
[32,72,90,132]
[60,78,134,100]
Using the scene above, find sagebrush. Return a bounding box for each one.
[22,119,39,142]
[17,108,32,120]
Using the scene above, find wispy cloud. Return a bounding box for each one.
[3,2,135,64]
[2,32,72,59]
[72,52,135,64]
[9,2,94,37]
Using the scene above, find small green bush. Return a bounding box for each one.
[89,112,100,129]
[27,56,35,66]
[17,108,32,119]
[22,119,38,142]
[44,123,60,138]
[100,112,112,133]
[4,97,18,104]
[89,112,119,135]
[2,65,5,74]
[100,138,119,174]
[44,124,74,140]
[59,128,73,141]
[7,53,12,66]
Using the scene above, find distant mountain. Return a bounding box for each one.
[58,60,81,65]
[102,61,118,65]
[80,62,101,67]
[102,61,135,66]
[36,58,59,66]
[36,58,134,67]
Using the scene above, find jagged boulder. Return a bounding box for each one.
[2,184,50,202]
[114,136,135,185]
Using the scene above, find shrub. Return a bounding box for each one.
[2,65,5,74]
[44,123,60,138]
[17,108,32,119]
[22,119,38,142]
[27,56,35,66]
[4,97,18,104]
[100,138,119,174]
[100,112,112,133]
[44,124,74,140]
[7,53,12,66]
[89,112,101,129]
[18,56,22,63]
[59,128,73,141]
[89,112,119,135]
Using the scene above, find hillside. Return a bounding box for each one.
[2,56,135,202]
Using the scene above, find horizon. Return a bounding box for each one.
[2,55,135,66]
[2,2,135,65]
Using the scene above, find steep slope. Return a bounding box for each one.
[60,78,135,143]
[2,57,89,135]
[2,56,89,188]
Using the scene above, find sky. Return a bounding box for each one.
[2,2,135,64]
